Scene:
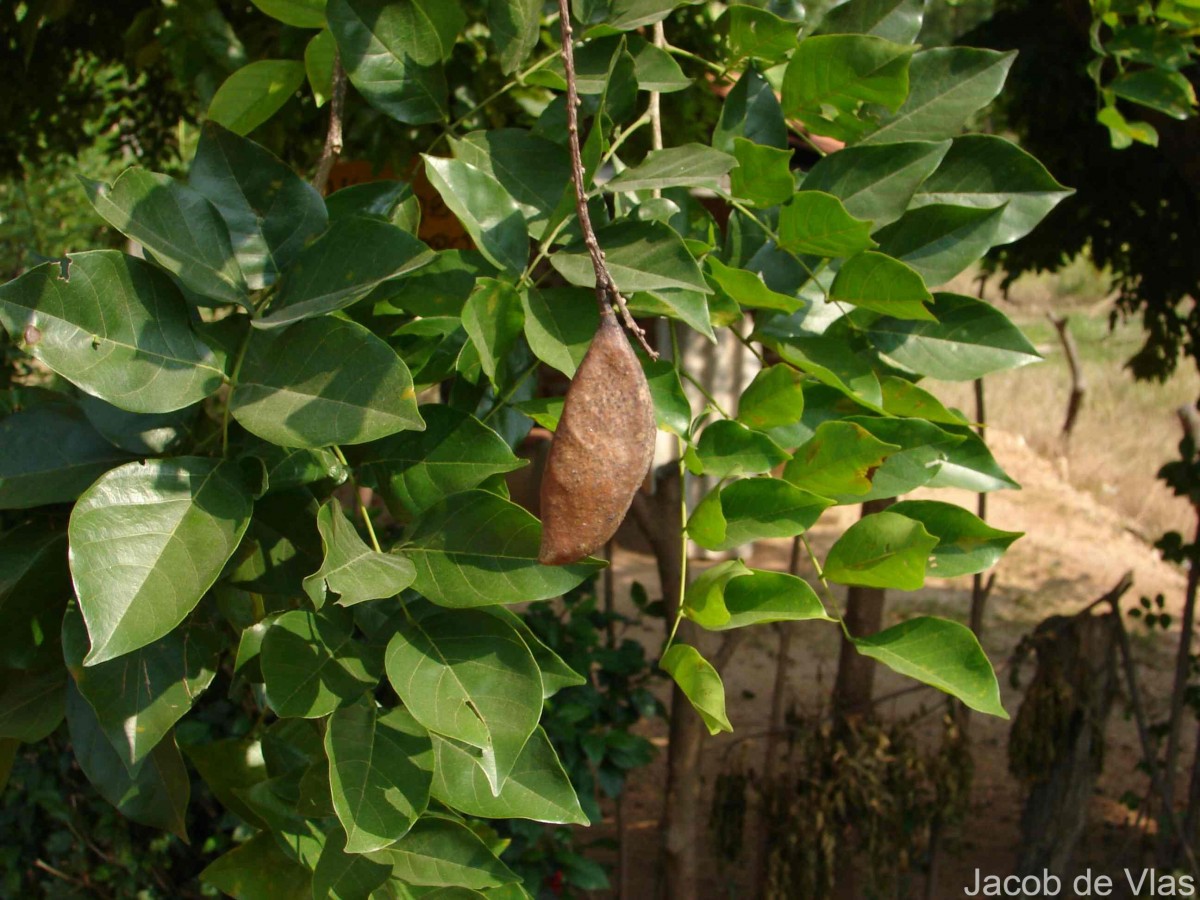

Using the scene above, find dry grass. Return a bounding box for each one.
[934,260,1200,542]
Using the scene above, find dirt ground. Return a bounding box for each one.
[584,428,1194,899]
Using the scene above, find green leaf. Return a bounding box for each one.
[313,828,391,900]
[551,220,711,295]
[355,405,525,518]
[737,364,805,430]
[760,329,884,409]
[829,251,933,320]
[861,48,1015,146]
[261,608,378,718]
[385,608,542,792]
[403,491,603,608]
[851,616,1006,717]
[66,683,190,839]
[688,477,831,551]
[424,156,529,274]
[841,415,963,501]
[326,699,434,853]
[0,521,69,669]
[684,559,829,630]
[927,425,1019,493]
[889,500,1022,578]
[202,833,313,899]
[429,727,588,825]
[909,135,1073,245]
[227,490,324,594]
[79,395,196,455]
[872,204,1006,287]
[816,0,926,44]
[487,0,541,73]
[304,501,416,608]
[778,191,877,258]
[599,0,689,30]
[0,665,65,742]
[513,397,564,431]
[868,292,1041,380]
[485,608,586,699]
[0,253,225,412]
[626,34,690,92]
[824,510,938,590]
[801,140,951,229]
[190,122,328,291]
[879,375,968,426]
[713,66,788,153]
[730,138,795,209]
[628,288,716,341]
[659,644,731,735]
[250,0,326,28]
[208,60,306,135]
[1097,104,1159,149]
[327,0,449,125]
[63,606,218,772]
[80,169,250,307]
[453,130,572,240]
[232,316,423,448]
[1112,67,1197,119]
[521,286,601,377]
[705,257,801,313]
[70,458,252,665]
[606,144,736,194]
[306,29,337,106]
[374,249,490,318]
[184,738,270,830]
[0,402,129,510]
[261,216,433,326]
[248,445,348,494]
[782,420,899,497]
[462,278,524,380]
[642,356,692,436]
[366,816,519,888]
[724,5,798,63]
[781,34,915,138]
[693,420,790,479]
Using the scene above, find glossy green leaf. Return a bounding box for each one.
[1112,67,1197,119]
[190,122,328,291]
[782,420,898,497]
[0,402,128,509]
[659,644,731,735]
[628,288,716,342]
[453,130,572,239]
[926,425,1019,493]
[184,738,270,830]
[261,608,377,718]
[0,665,65,742]
[326,699,434,852]
[366,816,519,888]
[642,356,692,436]
[521,286,601,377]
[600,0,689,30]
[429,727,588,825]
[737,364,805,430]
[70,458,252,665]
[606,144,736,194]
[463,278,524,380]
[841,415,963,500]
[226,490,324,594]
[424,156,529,274]
[63,606,218,772]
[713,66,788,153]
[684,559,829,630]
[0,521,69,669]
[403,491,602,608]
[202,832,313,899]
[829,251,933,320]
[487,0,541,73]
[208,60,306,135]
[730,138,794,209]
[385,608,542,792]
[693,420,790,479]
[852,616,1007,717]
[909,135,1073,245]
[801,140,951,229]
[355,405,525,518]
[551,220,711,295]
[824,510,938,590]
[327,0,449,125]
[304,501,416,608]
[879,376,969,426]
[313,828,392,900]
[862,48,1015,145]
[306,29,337,106]
[873,204,1006,287]
[513,397,564,431]
[625,34,690,92]
[80,169,250,307]
[248,445,348,494]
[705,257,801,313]
[251,0,326,28]
[688,477,831,551]
[232,316,423,448]
[761,330,884,409]
[0,252,225,412]
[724,5,798,62]
[485,607,586,699]
[67,683,190,839]
[889,500,1021,578]
[778,192,877,258]
[80,396,195,455]
[868,292,1041,380]
[261,216,433,326]
[816,0,926,44]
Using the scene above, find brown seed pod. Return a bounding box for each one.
[538,312,657,565]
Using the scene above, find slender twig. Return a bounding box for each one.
[557,0,657,358]
[649,23,666,196]
[312,50,348,195]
